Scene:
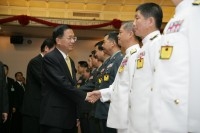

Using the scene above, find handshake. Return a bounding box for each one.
[85,90,101,103]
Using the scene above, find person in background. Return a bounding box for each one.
[12,71,25,133]
[22,38,55,133]
[0,61,9,132]
[2,64,15,133]
[76,61,88,88]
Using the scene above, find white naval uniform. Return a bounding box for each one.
[100,44,140,133]
[129,31,161,133]
[151,1,200,133]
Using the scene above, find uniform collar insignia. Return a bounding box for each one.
[193,0,200,5]
[150,34,158,41]
[130,48,137,55]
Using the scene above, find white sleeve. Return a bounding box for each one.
[99,84,113,102]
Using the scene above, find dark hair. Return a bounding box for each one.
[78,61,88,68]
[40,38,55,52]
[94,41,104,51]
[105,31,120,48]
[91,50,97,59]
[136,3,163,29]
[15,72,23,77]
[52,24,71,43]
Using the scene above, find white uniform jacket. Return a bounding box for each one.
[152,1,200,133]
[100,44,140,129]
[129,31,161,133]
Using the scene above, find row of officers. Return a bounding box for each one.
[1,0,200,133]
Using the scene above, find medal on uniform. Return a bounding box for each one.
[98,78,102,83]
[77,84,80,88]
[118,66,124,73]
[118,57,128,73]
[160,45,173,59]
[137,58,144,69]
[104,74,109,81]
[166,20,184,34]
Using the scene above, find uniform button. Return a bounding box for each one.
[174,99,180,105]
[129,105,131,109]
[130,90,131,93]
[151,88,153,91]
[154,68,156,72]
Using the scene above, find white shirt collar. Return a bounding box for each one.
[142,30,160,45]
[125,44,140,55]
[56,48,67,59]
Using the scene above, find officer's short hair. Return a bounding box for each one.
[105,31,120,48]
[136,3,163,29]
[94,41,104,51]
[122,21,134,32]
[78,61,88,68]
[40,38,55,52]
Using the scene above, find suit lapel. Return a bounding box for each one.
[54,48,75,85]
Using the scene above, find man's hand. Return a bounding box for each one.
[86,90,101,103]
[2,113,8,123]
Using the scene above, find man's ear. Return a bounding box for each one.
[148,17,155,27]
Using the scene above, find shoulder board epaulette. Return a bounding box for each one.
[193,0,200,5]
[150,34,158,41]
[130,48,137,55]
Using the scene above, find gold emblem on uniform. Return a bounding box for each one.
[77,84,80,88]
[118,57,128,73]
[118,66,124,73]
[160,45,173,59]
[104,74,109,81]
[98,78,102,83]
[193,0,200,5]
[137,58,144,69]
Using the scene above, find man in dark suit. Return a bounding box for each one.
[0,61,9,131]
[40,25,89,133]
[22,38,55,133]
[12,72,25,133]
[2,64,15,133]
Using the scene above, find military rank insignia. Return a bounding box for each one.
[193,0,200,5]
[98,78,102,83]
[118,57,128,73]
[160,45,173,59]
[130,48,137,55]
[137,58,144,69]
[104,74,109,81]
[77,84,80,88]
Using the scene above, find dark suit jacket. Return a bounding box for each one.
[6,77,15,112]
[13,81,25,113]
[0,61,8,114]
[22,54,42,117]
[40,48,86,129]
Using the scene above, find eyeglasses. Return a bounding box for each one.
[62,36,77,42]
